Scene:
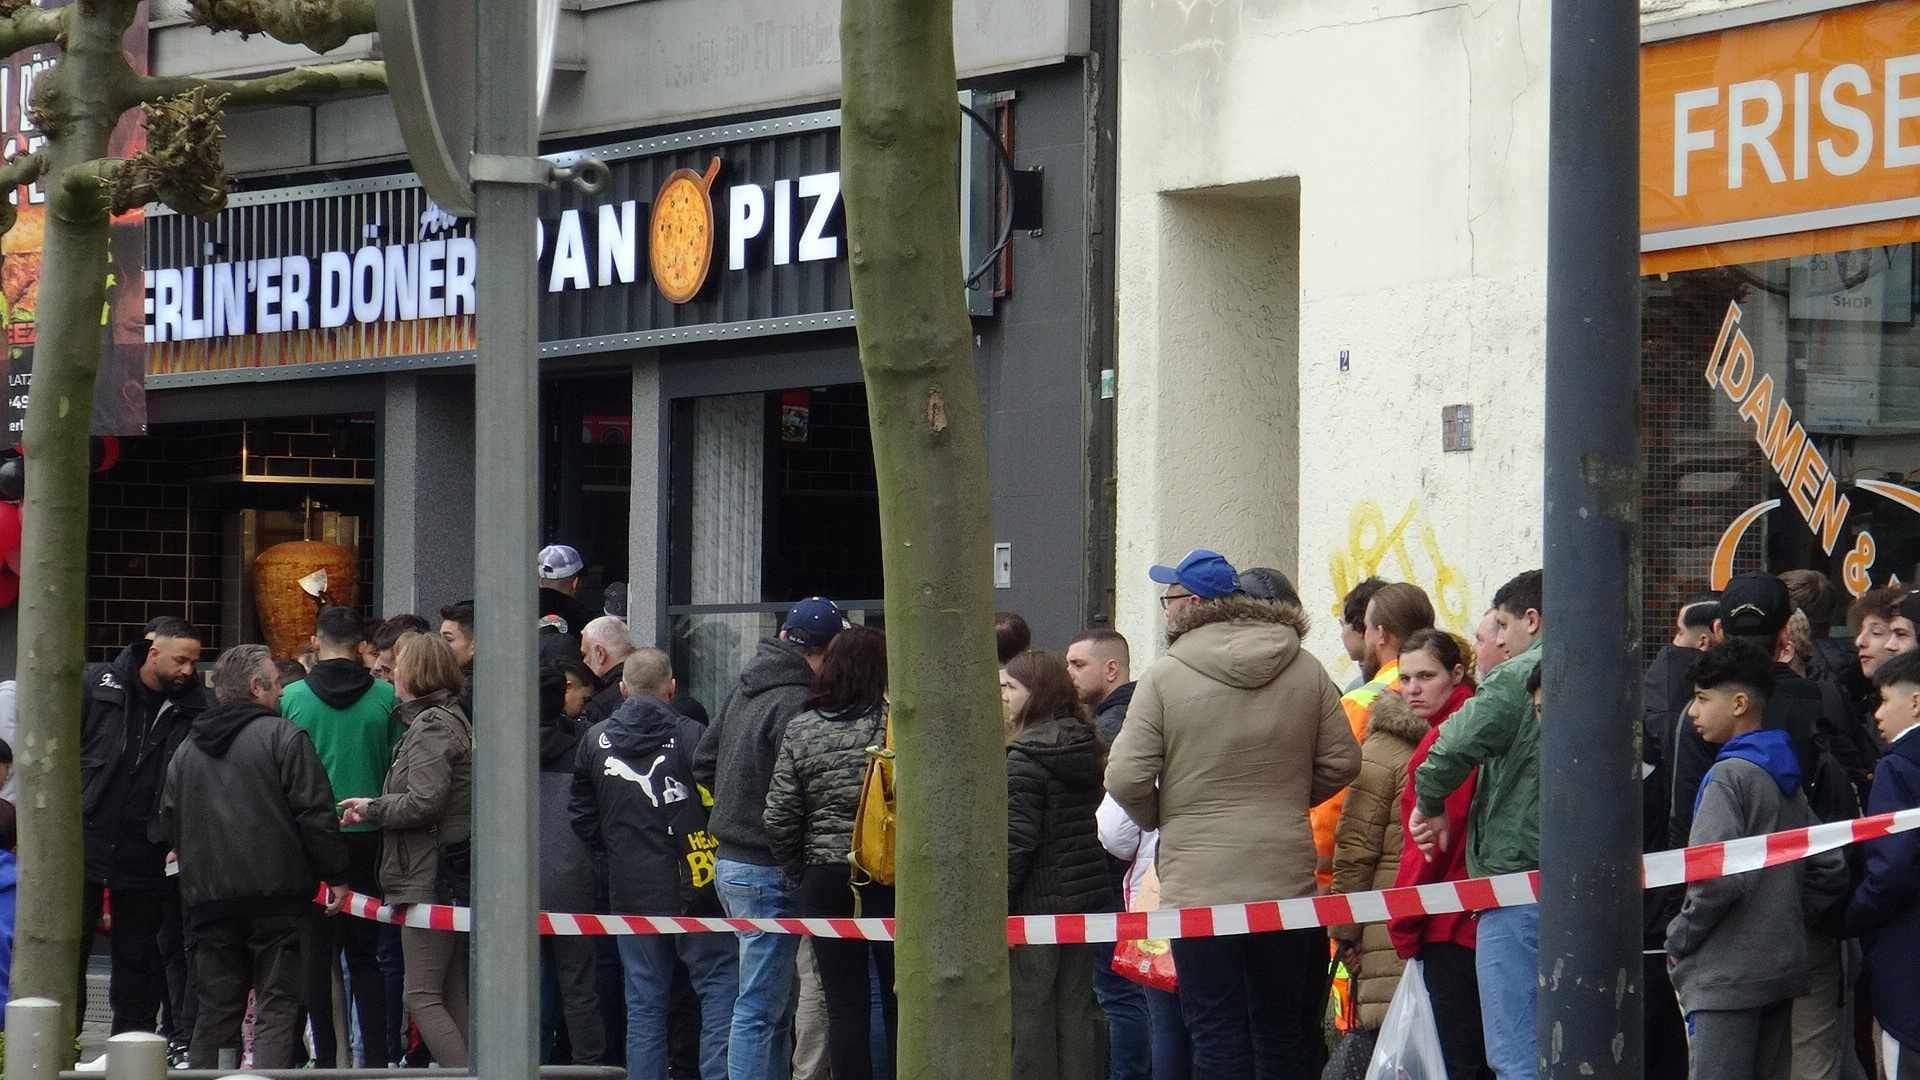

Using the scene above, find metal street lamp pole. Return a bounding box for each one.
[471,1,540,1077]
[1539,1,1644,1076]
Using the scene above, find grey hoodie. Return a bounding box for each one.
[693,637,817,865]
[1666,750,1849,1013]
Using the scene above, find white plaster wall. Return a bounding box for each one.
[1115,0,1550,673]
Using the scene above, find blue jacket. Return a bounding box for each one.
[0,848,16,1028]
[1844,730,1920,1046]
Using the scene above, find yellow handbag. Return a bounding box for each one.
[848,706,896,887]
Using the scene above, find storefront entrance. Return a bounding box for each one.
[543,372,633,614]
[666,383,883,710]
[1639,1,1920,659]
[87,414,377,662]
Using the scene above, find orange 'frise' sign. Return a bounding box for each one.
[1643,0,1920,236]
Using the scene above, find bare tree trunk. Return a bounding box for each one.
[12,0,137,1041]
[839,3,1011,1079]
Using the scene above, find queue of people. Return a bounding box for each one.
[35,532,1920,1080]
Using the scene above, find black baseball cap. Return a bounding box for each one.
[1895,589,1920,625]
[1239,567,1300,606]
[1718,572,1791,638]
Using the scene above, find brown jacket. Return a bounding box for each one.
[1331,691,1427,1029]
[1106,597,1361,909]
[364,692,474,906]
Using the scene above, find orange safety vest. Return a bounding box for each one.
[1310,659,1398,891]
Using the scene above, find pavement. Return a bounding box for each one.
[78,953,112,1060]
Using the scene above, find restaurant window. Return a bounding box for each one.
[665,384,884,710]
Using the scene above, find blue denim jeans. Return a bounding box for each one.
[616,932,739,1080]
[1169,928,1328,1079]
[715,859,801,1080]
[1092,942,1152,1080]
[1145,987,1190,1080]
[1475,903,1540,1080]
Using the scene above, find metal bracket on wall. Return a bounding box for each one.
[470,153,610,195]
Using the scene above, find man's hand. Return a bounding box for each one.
[1408,808,1451,862]
[338,797,372,827]
[324,884,348,915]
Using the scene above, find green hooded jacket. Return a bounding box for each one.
[1412,638,1543,878]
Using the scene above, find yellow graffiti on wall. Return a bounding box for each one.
[1326,501,1473,672]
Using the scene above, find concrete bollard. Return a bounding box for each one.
[4,998,67,1080]
[103,1032,168,1080]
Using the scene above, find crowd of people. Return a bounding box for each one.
[5,535,1920,1080]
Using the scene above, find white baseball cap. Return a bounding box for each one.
[538,544,584,580]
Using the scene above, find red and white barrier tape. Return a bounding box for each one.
[328,805,1920,944]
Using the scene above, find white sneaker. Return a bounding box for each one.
[74,1054,108,1073]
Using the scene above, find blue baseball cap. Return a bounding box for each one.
[782,596,849,648]
[1148,548,1240,599]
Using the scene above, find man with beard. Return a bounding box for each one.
[81,617,210,1036]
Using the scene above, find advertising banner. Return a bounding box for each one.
[2,0,150,436]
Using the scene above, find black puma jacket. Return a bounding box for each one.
[570,695,706,915]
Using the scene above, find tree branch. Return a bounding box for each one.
[127,58,386,111]
[0,149,48,238]
[190,0,376,54]
[0,2,68,59]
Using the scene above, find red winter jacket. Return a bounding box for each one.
[1388,683,1478,959]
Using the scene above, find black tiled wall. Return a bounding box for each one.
[86,416,376,663]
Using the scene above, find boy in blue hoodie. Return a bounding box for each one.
[1844,647,1920,1077]
[1,796,15,1029]
[1665,640,1849,1080]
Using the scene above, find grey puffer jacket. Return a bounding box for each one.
[364,691,474,906]
[764,704,888,873]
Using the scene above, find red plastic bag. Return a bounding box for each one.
[1112,937,1177,992]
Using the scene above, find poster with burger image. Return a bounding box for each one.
[1,1,149,439]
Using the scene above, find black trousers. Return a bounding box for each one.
[158,887,195,1046]
[189,911,306,1069]
[303,832,388,1066]
[1642,951,1689,1079]
[83,882,171,1035]
[798,865,897,1080]
[1420,941,1488,1080]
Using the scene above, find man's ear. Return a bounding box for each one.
[1526,609,1543,635]
[618,679,630,697]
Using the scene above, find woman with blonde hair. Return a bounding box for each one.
[339,631,474,1066]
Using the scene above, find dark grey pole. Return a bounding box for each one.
[471,1,541,1077]
[1539,1,1643,1077]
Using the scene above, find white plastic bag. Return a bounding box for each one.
[1365,959,1448,1080]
